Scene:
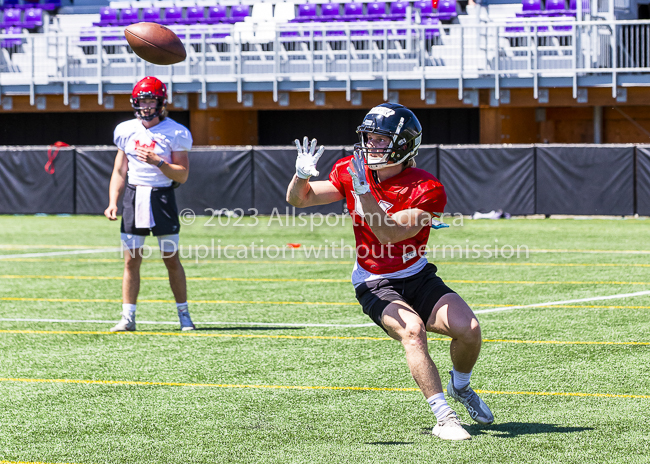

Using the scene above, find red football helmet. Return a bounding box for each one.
[131,76,167,121]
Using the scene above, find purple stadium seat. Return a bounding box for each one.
[516,0,542,17]
[142,7,161,23]
[184,6,204,24]
[1,8,21,28]
[569,0,590,12]
[366,1,386,20]
[117,7,139,26]
[201,5,226,24]
[21,7,42,29]
[435,0,457,20]
[80,27,96,42]
[2,26,22,48]
[544,0,567,14]
[350,29,369,36]
[319,3,341,21]
[342,2,363,21]
[415,0,434,18]
[385,1,407,20]
[225,5,249,23]
[93,7,118,27]
[292,3,317,22]
[41,0,60,11]
[162,6,183,25]
[422,17,440,38]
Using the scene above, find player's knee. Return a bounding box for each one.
[400,321,427,346]
[162,254,182,270]
[124,253,142,270]
[459,317,482,345]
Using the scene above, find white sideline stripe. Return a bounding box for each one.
[0,318,376,328]
[475,290,650,314]
[0,248,121,259]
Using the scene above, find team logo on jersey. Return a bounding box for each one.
[135,140,156,151]
[352,192,393,218]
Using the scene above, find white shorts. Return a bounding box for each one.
[120,233,180,253]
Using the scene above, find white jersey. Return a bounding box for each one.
[114,118,193,187]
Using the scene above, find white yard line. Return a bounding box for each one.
[475,290,650,314]
[0,248,121,259]
[0,318,376,328]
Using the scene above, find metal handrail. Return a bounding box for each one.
[0,19,648,106]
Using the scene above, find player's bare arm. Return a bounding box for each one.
[105,149,128,221]
[135,148,189,184]
[286,136,344,207]
[362,199,433,244]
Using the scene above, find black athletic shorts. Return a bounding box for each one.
[121,184,180,236]
[354,263,456,333]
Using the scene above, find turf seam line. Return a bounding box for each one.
[1,329,647,346]
[0,319,377,328]
[0,248,120,260]
[0,377,648,399]
[6,274,650,285]
[474,290,650,314]
[0,297,358,306]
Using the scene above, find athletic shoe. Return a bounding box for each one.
[432,411,471,441]
[178,309,196,331]
[447,371,494,425]
[110,313,135,332]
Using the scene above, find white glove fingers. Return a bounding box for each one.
[303,136,309,154]
[294,139,302,153]
[309,138,318,156]
[314,145,325,163]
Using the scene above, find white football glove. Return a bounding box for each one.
[295,136,325,179]
[347,148,371,195]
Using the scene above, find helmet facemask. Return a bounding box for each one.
[131,94,166,122]
[355,117,411,170]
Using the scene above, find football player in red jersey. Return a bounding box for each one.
[104,76,196,332]
[287,103,493,440]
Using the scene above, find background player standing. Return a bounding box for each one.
[286,103,493,440]
[104,76,196,332]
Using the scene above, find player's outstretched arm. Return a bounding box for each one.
[105,150,128,221]
[347,148,434,244]
[286,137,344,208]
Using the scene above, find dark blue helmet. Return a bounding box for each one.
[355,103,422,170]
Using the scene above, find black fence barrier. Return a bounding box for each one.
[174,148,254,214]
[75,147,121,215]
[439,145,535,215]
[253,147,346,215]
[0,144,647,216]
[0,147,75,214]
[536,145,635,216]
[637,146,650,217]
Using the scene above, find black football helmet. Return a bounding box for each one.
[355,103,422,170]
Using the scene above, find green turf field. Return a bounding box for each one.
[0,215,649,464]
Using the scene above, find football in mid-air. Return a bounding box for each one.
[124,22,186,66]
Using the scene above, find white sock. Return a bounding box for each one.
[427,393,453,421]
[122,304,136,319]
[176,302,189,313]
[452,368,472,390]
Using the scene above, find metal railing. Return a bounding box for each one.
[0,19,649,106]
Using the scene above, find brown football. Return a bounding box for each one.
[124,22,186,65]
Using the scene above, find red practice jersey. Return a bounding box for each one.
[329,155,447,274]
